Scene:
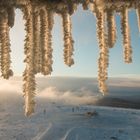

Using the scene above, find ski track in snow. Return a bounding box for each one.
[32,123,52,140]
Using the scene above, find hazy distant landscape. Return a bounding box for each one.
[0,77,140,140]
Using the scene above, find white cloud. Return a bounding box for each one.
[0,76,139,104]
[0,78,22,95]
[38,86,101,105]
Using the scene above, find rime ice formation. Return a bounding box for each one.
[121,7,132,63]
[95,8,109,94]
[0,0,139,116]
[62,10,74,67]
[0,8,13,79]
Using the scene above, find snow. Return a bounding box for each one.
[0,77,140,140]
[0,97,140,140]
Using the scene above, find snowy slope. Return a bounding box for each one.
[0,96,140,140]
[0,77,140,140]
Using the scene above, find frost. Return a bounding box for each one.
[106,9,116,48]
[121,7,132,63]
[62,10,74,67]
[0,7,13,79]
[95,8,108,94]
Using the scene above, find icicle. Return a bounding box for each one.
[67,1,77,15]
[40,8,54,75]
[32,6,41,74]
[7,7,15,28]
[106,10,117,48]
[22,5,36,116]
[96,9,109,94]
[82,0,90,10]
[46,9,54,75]
[15,0,30,5]
[0,8,13,79]
[62,10,74,67]
[136,7,140,32]
[121,7,132,63]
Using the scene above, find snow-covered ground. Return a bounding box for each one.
[0,98,140,140]
[0,77,140,140]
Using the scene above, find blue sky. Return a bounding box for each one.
[10,7,140,77]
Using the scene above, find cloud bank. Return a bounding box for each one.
[0,77,140,105]
[38,86,101,105]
